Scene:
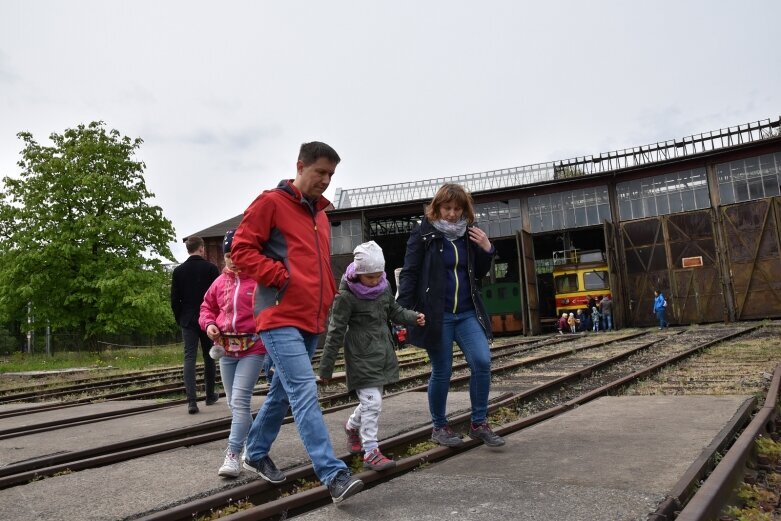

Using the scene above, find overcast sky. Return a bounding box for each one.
[1,1,779,262]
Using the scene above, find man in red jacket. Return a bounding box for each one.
[231,141,363,504]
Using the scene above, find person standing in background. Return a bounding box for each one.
[600,295,614,331]
[653,289,668,330]
[171,236,220,414]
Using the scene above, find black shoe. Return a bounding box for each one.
[242,455,286,484]
[328,470,364,504]
[469,423,505,447]
[188,403,199,414]
[205,393,219,406]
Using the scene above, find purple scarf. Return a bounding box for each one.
[343,262,389,300]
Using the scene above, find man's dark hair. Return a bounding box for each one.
[185,236,205,254]
[298,141,340,166]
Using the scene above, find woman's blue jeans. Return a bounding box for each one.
[244,327,346,485]
[428,310,492,428]
[220,353,264,454]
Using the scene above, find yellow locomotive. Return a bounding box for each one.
[552,249,612,316]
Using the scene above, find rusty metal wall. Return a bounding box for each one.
[720,197,781,319]
[618,209,726,326]
[620,218,668,327]
[666,211,725,324]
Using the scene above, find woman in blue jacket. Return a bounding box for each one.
[653,290,668,330]
[398,183,504,448]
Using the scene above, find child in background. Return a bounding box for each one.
[591,306,601,332]
[319,241,425,471]
[568,312,577,333]
[199,230,266,478]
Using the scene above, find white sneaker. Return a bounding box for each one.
[218,450,241,478]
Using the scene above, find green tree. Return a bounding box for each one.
[0,121,177,347]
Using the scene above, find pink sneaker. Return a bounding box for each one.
[363,448,395,471]
[345,422,361,454]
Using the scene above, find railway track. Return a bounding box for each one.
[0,335,568,487]
[2,324,777,520]
[134,324,769,521]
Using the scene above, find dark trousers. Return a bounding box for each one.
[182,326,216,403]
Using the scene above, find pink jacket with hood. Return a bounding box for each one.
[199,267,266,357]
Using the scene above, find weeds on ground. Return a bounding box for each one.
[404,440,436,457]
[279,479,319,497]
[194,498,253,520]
[756,436,781,463]
[720,437,781,521]
[488,406,519,424]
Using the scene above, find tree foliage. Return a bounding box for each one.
[0,121,177,345]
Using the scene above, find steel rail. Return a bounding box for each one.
[0,339,541,486]
[137,327,756,521]
[0,339,531,439]
[672,362,781,521]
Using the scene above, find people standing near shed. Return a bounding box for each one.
[653,290,668,330]
[230,141,363,503]
[557,312,569,334]
[600,295,614,331]
[319,241,425,471]
[587,294,597,312]
[199,230,266,478]
[575,309,586,332]
[170,236,220,414]
[591,306,601,332]
[397,182,505,448]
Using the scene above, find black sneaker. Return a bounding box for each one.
[188,403,199,414]
[205,393,220,405]
[242,455,286,483]
[328,470,363,504]
[469,423,505,447]
[431,424,464,447]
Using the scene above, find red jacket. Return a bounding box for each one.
[231,180,337,334]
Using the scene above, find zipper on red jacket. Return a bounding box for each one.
[314,219,323,332]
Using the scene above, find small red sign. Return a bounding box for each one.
[682,256,703,268]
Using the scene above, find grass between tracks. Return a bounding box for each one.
[0,344,182,374]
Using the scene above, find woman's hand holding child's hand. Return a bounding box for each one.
[416,313,426,326]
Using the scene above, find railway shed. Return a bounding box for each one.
[188,116,781,335]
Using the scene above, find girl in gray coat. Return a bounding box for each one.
[320,241,425,471]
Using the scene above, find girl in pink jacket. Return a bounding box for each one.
[200,230,266,478]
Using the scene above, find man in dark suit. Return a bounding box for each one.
[171,236,220,413]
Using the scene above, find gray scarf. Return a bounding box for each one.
[431,218,468,241]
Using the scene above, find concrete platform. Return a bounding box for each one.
[297,395,751,521]
[0,390,479,521]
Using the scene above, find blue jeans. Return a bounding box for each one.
[428,310,491,428]
[603,314,613,331]
[220,353,265,454]
[244,327,346,485]
[655,309,668,328]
